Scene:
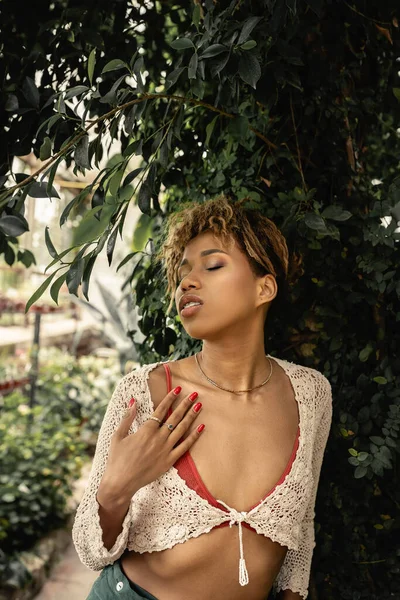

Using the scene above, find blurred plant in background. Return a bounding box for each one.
[0,347,125,590]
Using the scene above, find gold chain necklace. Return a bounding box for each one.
[194,351,273,395]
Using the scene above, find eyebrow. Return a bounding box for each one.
[178,249,229,269]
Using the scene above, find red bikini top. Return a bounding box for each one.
[163,363,300,533]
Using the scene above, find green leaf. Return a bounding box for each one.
[370,436,385,446]
[45,247,73,273]
[25,272,57,313]
[101,59,128,74]
[5,94,19,112]
[22,76,40,109]
[359,344,373,362]
[210,53,230,78]
[357,452,369,462]
[165,67,185,90]
[354,465,367,479]
[373,376,387,385]
[47,156,63,198]
[237,16,263,45]
[36,114,62,138]
[64,86,89,100]
[106,226,119,266]
[17,248,36,268]
[88,48,96,86]
[158,141,169,169]
[227,115,249,140]
[29,181,60,199]
[192,4,201,27]
[82,255,96,301]
[40,136,52,161]
[238,53,261,88]
[321,205,352,221]
[66,259,85,297]
[348,448,358,457]
[50,272,68,304]
[188,53,198,79]
[170,38,194,50]
[304,213,328,232]
[116,252,137,272]
[108,168,125,198]
[123,167,144,187]
[60,197,78,227]
[392,88,400,102]
[138,181,152,215]
[132,212,152,251]
[99,74,127,104]
[386,437,397,448]
[200,44,229,59]
[0,215,29,237]
[45,226,58,259]
[75,135,91,170]
[240,40,257,50]
[122,139,143,158]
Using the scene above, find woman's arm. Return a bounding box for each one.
[72,375,136,570]
[272,372,333,599]
[96,487,133,551]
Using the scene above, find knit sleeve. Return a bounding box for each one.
[272,372,332,599]
[72,373,137,570]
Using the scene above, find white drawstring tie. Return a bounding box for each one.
[216,499,250,586]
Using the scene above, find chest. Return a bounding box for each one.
[176,382,300,512]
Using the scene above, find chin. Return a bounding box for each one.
[182,319,230,342]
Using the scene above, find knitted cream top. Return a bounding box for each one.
[72,356,332,599]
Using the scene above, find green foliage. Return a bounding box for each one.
[1,0,400,597]
[0,396,83,554]
[0,349,121,556]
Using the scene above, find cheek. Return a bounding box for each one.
[219,271,256,305]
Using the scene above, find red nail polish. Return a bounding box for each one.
[193,402,202,413]
[197,424,205,433]
[129,398,135,407]
[173,386,182,395]
[189,392,198,402]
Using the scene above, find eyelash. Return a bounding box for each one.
[178,266,222,282]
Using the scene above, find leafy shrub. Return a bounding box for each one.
[0,396,84,554]
[0,349,126,589]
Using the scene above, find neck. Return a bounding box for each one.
[199,339,270,392]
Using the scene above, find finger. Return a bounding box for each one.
[114,398,137,439]
[163,398,202,442]
[151,386,183,422]
[169,423,205,463]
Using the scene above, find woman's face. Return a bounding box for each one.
[174,230,276,341]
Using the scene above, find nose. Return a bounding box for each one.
[179,271,201,291]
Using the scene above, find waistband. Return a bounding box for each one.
[103,559,158,599]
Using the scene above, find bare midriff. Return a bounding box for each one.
[121,527,288,600]
[120,356,299,600]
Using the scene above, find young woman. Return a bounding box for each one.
[73,196,332,600]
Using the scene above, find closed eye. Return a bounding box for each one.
[178,266,222,283]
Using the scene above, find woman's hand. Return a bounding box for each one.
[97,387,204,505]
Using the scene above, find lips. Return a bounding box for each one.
[179,294,203,312]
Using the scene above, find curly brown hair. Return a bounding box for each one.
[154,194,297,317]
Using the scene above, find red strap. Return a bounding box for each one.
[163,363,172,393]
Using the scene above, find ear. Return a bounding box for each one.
[257,274,277,307]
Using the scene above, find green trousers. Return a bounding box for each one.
[86,559,158,600]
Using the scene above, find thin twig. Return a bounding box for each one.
[343,1,392,26]
[289,91,307,192]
